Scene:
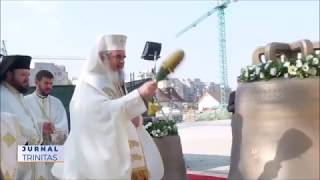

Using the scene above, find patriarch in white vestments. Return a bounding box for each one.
[52,34,164,180]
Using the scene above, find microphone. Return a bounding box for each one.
[155,50,185,82]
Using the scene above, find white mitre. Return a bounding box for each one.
[104,34,127,51]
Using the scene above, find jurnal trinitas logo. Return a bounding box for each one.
[17,145,64,162]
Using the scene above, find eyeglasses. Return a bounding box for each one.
[107,53,126,61]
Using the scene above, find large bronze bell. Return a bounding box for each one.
[229,40,319,180]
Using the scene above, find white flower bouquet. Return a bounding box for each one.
[238,54,320,82]
[144,120,178,138]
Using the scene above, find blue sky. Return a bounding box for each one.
[1,0,319,89]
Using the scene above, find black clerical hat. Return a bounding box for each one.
[0,55,31,80]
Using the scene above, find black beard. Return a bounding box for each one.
[10,82,28,94]
[9,78,29,94]
[38,90,49,97]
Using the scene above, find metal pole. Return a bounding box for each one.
[217,7,228,107]
[153,51,158,78]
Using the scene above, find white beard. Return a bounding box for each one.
[104,61,125,86]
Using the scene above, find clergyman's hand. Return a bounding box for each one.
[131,116,142,128]
[42,122,55,136]
[138,80,158,99]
